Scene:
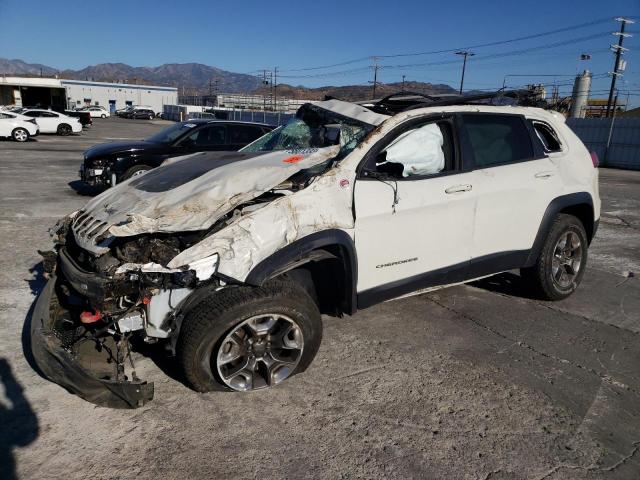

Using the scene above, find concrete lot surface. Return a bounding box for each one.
[0,118,639,479]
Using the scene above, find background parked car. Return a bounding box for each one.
[115,106,133,117]
[80,106,110,118]
[81,120,274,187]
[129,108,155,120]
[22,109,82,135]
[65,110,93,128]
[0,110,39,141]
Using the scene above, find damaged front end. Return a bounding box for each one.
[30,99,383,408]
[30,218,213,408]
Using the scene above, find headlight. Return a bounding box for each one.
[91,159,105,167]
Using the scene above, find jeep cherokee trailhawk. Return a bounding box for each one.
[31,93,600,407]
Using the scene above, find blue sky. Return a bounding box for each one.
[0,0,638,104]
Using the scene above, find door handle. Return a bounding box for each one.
[535,171,555,179]
[445,184,473,194]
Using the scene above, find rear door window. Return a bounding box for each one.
[462,114,534,167]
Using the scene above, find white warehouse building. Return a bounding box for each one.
[0,76,177,114]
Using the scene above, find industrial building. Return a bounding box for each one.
[0,76,177,114]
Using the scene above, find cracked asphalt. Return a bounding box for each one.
[0,118,639,479]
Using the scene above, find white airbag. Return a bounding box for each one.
[384,123,445,177]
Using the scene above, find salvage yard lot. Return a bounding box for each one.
[1,118,639,479]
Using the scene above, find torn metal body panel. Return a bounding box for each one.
[167,162,357,281]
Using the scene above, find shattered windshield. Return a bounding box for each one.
[146,122,199,144]
[241,106,372,156]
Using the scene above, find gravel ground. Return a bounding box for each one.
[1,118,638,480]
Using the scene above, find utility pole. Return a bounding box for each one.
[273,67,278,113]
[455,51,474,95]
[606,17,634,118]
[262,70,268,111]
[402,75,406,92]
[369,56,380,100]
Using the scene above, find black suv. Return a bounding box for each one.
[80,120,274,188]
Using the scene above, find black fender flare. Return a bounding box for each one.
[524,192,595,268]
[245,229,358,315]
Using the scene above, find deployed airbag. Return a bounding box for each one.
[383,123,445,177]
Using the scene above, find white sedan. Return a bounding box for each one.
[0,111,39,141]
[22,109,82,135]
[81,106,110,118]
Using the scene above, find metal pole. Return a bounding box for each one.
[455,51,474,95]
[606,18,632,117]
[402,75,405,92]
[604,94,618,165]
[273,67,278,113]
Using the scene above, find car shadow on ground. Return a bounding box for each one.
[68,180,102,197]
[133,338,192,389]
[471,271,541,299]
[0,358,39,480]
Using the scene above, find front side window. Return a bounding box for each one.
[463,114,533,167]
[378,122,449,177]
[183,125,226,146]
[363,121,454,179]
[146,122,198,144]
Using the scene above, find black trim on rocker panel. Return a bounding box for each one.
[358,250,530,310]
[523,192,594,268]
[245,229,358,315]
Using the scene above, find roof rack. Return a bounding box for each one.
[366,88,548,115]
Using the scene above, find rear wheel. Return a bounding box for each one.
[12,128,29,142]
[121,164,152,180]
[177,281,322,392]
[521,214,588,300]
[57,123,72,136]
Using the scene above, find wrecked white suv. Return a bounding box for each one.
[31,94,600,407]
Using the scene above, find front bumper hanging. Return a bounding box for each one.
[30,274,154,409]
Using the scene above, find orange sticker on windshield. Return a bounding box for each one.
[283,155,304,164]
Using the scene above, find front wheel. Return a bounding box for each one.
[101,114,106,119]
[12,128,29,142]
[121,164,152,180]
[57,123,72,136]
[177,281,322,392]
[521,214,588,300]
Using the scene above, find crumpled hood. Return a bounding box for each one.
[72,146,340,255]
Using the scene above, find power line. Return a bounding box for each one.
[278,16,613,73]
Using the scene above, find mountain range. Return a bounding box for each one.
[0,58,457,100]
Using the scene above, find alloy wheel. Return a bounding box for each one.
[551,231,583,289]
[215,314,304,391]
[13,129,28,142]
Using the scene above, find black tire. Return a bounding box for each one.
[121,164,152,180]
[101,114,106,119]
[521,214,588,300]
[57,123,72,136]
[176,281,322,392]
[12,127,29,142]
